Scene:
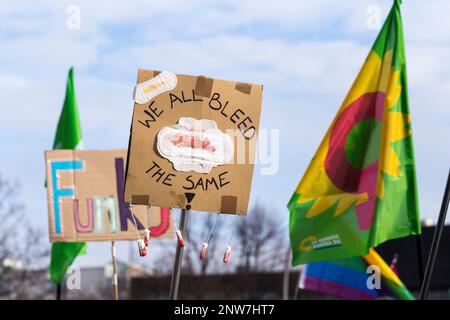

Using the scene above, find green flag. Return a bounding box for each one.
[49,67,87,283]
[288,0,420,265]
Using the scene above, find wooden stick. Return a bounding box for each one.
[111,241,119,300]
[282,247,291,300]
[56,283,62,300]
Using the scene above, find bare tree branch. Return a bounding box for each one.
[0,174,50,299]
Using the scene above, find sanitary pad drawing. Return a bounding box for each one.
[133,71,177,104]
[157,117,234,173]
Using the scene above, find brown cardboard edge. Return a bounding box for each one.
[123,70,142,205]
[137,68,264,90]
[44,151,52,243]
[45,149,77,243]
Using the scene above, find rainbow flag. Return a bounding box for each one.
[288,0,420,265]
[300,257,380,300]
[300,249,414,300]
[363,249,414,300]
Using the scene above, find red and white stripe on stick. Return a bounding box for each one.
[129,200,147,257]
[176,230,185,247]
[137,239,147,257]
[144,229,150,247]
[200,242,208,260]
[223,246,232,264]
[198,213,221,261]
[222,215,239,264]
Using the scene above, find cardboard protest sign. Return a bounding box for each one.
[124,70,263,215]
[45,149,173,242]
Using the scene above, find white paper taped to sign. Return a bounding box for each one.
[133,71,177,104]
[157,117,234,173]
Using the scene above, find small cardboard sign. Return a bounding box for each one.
[45,149,173,242]
[124,70,263,215]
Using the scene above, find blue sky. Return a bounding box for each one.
[0,0,449,267]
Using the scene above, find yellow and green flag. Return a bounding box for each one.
[49,67,86,283]
[288,0,420,265]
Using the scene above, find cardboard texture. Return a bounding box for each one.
[124,70,263,215]
[45,149,173,242]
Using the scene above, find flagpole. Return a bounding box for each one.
[56,283,62,300]
[111,241,119,300]
[419,169,450,300]
[169,208,190,300]
[282,247,291,300]
[293,271,302,300]
[415,234,424,286]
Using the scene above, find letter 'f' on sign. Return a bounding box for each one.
[51,161,83,234]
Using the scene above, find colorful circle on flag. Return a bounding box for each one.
[345,118,382,170]
[324,92,385,230]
